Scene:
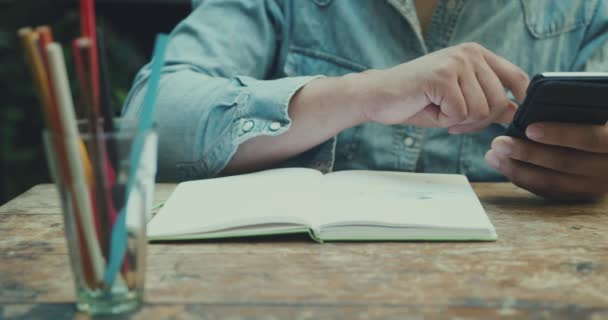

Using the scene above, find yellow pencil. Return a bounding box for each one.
[18,28,52,128]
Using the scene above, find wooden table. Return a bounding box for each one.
[1,183,607,319]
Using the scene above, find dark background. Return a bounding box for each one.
[0,0,191,205]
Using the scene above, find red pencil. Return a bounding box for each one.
[74,38,125,278]
[80,0,100,116]
[80,0,96,40]
[78,0,130,280]
[73,37,109,255]
[72,38,92,112]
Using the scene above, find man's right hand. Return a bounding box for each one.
[357,42,530,133]
[224,43,530,174]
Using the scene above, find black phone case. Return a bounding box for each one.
[505,75,608,139]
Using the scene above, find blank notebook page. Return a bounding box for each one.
[308,170,492,230]
[147,168,321,236]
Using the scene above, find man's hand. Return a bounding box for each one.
[359,42,530,133]
[225,42,531,174]
[485,122,608,201]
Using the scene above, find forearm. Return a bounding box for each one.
[223,73,368,174]
[223,42,531,174]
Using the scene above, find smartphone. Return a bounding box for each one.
[505,72,608,139]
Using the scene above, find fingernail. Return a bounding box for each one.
[485,151,500,169]
[493,139,512,156]
[526,124,544,140]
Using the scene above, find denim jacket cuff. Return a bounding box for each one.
[204,75,328,176]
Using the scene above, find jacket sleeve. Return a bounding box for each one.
[122,0,319,181]
[572,0,608,71]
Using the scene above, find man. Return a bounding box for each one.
[124,0,608,200]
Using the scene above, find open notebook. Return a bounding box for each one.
[147,168,497,242]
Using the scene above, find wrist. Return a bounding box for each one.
[337,71,376,126]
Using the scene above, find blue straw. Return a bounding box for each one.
[104,34,168,286]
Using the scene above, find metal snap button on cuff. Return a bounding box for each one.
[242,120,255,133]
[269,121,282,132]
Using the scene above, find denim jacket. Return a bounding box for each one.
[123,0,608,181]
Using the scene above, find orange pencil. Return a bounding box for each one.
[35,27,63,135]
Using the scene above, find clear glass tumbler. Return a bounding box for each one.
[43,120,157,315]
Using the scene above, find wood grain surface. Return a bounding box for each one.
[1,183,607,319]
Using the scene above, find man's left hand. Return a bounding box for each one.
[485,122,608,201]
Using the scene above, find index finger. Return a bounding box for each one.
[481,48,530,103]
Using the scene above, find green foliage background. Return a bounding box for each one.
[0,0,179,204]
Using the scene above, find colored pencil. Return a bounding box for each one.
[38,35,101,264]
[34,26,64,134]
[80,0,100,115]
[18,29,52,126]
[95,27,122,242]
[46,42,106,284]
[96,27,120,190]
[97,26,116,134]
[20,28,99,289]
[73,37,117,261]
